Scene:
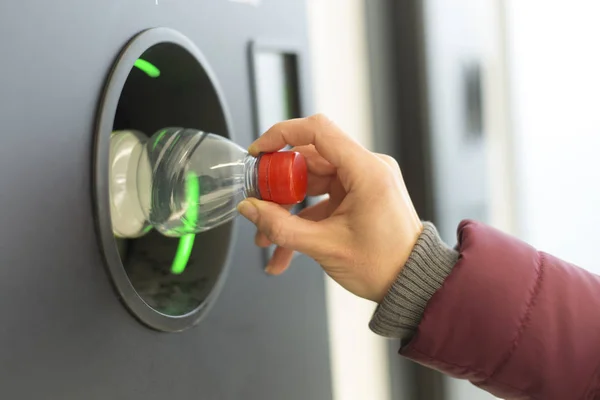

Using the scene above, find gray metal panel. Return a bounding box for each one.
[0,1,331,399]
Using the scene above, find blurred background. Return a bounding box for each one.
[307,0,600,399]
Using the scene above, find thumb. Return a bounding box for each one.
[237,198,327,256]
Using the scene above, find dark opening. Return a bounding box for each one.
[112,43,233,317]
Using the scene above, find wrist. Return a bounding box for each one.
[373,219,424,303]
[369,222,458,339]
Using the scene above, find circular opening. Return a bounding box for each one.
[94,28,235,332]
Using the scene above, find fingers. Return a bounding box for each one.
[291,145,336,176]
[249,114,370,177]
[255,199,332,248]
[238,198,329,256]
[255,232,272,248]
[263,200,333,275]
[375,153,400,171]
[290,145,337,196]
[265,246,295,275]
[307,175,334,196]
[297,198,331,221]
[255,204,293,247]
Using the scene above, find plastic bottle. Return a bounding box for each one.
[109,127,307,239]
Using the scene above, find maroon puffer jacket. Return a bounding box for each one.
[402,220,600,399]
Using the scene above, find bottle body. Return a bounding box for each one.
[109,127,307,239]
[139,128,258,237]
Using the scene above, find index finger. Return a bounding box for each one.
[249,114,370,171]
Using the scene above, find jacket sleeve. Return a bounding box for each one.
[400,220,600,400]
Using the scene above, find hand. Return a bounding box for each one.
[237,114,423,303]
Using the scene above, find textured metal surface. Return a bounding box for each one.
[0,1,331,399]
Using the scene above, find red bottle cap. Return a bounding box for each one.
[258,151,308,204]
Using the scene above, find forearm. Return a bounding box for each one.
[371,220,600,399]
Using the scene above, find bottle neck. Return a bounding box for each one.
[243,154,261,199]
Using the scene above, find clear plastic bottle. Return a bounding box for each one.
[109,128,307,239]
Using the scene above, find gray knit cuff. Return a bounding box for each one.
[369,222,458,340]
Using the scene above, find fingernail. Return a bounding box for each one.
[264,265,274,274]
[247,144,259,156]
[237,200,258,223]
